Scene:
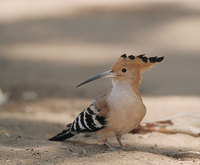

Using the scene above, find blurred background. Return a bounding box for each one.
[0,0,200,100]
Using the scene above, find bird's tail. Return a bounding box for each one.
[48,129,75,141]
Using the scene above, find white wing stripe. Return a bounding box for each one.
[73,117,77,130]
[90,104,99,114]
[92,115,103,128]
[83,111,92,131]
[78,115,85,130]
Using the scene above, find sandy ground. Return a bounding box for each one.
[0,0,200,165]
[0,97,200,165]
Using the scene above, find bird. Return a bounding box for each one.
[49,54,164,151]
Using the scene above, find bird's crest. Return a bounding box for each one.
[112,54,164,72]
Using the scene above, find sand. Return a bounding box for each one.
[0,97,200,165]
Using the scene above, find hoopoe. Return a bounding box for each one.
[49,54,164,150]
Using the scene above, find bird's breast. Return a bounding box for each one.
[105,81,146,135]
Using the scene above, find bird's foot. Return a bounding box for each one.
[104,142,122,151]
[119,145,126,150]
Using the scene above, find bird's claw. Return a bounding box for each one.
[104,142,125,151]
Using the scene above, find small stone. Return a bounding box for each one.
[82,149,87,154]
[71,153,79,156]
[22,91,38,101]
[4,132,10,138]
[0,88,9,106]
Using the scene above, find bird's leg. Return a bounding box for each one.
[116,135,125,150]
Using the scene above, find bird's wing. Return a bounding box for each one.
[70,94,110,133]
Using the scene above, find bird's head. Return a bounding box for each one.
[76,54,164,87]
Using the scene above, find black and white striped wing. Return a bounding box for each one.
[70,103,107,133]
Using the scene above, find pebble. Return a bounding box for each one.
[0,88,9,106]
[82,149,87,154]
[71,153,79,156]
[22,91,38,101]
[4,132,10,138]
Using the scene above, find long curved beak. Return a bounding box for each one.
[76,70,116,87]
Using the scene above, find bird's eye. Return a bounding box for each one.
[122,68,126,73]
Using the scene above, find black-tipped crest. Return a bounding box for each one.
[121,54,127,58]
[149,56,157,63]
[156,56,164,62]
[128,55,135,60]
[120,53,164,64]
[141,57,148,63]
[137,54,146,58]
